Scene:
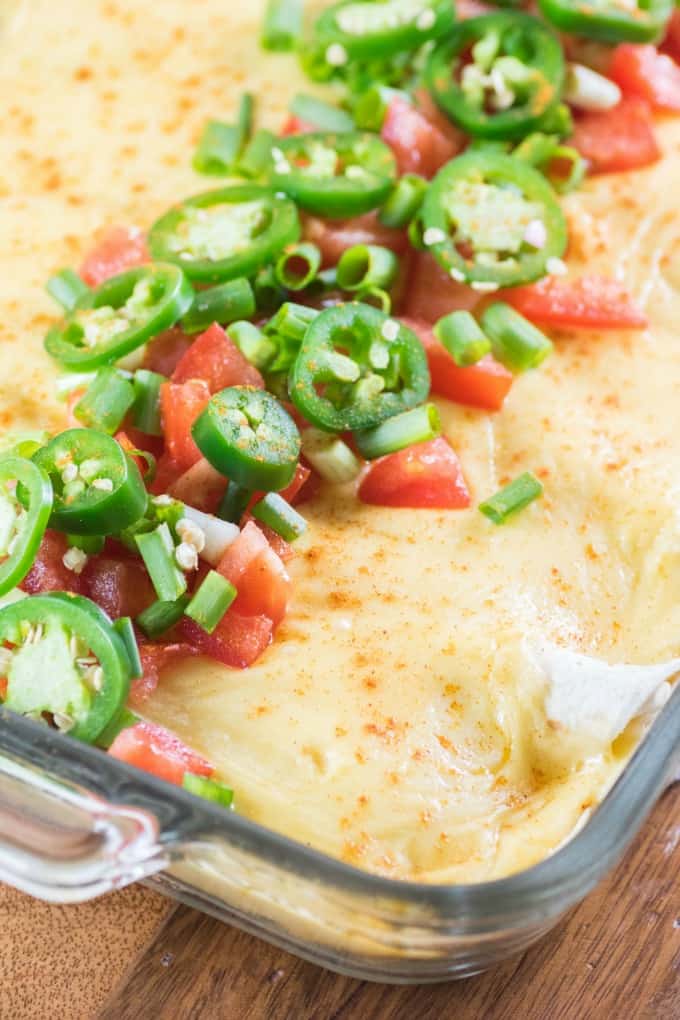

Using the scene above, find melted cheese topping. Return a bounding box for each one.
[2,0,680,883]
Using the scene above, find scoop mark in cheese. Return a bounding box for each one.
[538,644,680,745]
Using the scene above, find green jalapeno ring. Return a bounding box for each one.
[148,184,301,284]
[44,264,194,371]
[426,13,565,141]
[192,386,301,492]
[290,302,430,433]
[421,150,568,288]
[538,0,672,43]
[0,592,132,744]
[0,457,53,597]
[34,429,148,536]
[268,133,397,219]
[310,0,455,61]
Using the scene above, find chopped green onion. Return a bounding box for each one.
[182,278,255,334]
[301,429,362,484]
[67,533,105,555]
[261,0,303,51]
[353,86,406,132]
[228,321,277,371]
[238,128,275,179]
[218,480,252,525]
[434,311,491,367]
[354,403,440,460]
[136,595,190,639]
[407,214,426,251]
[182,772,234,808]
[379,174,427,230]
[253,264,287,312]
[479,472,543,525]
[265,302,318,343]
[73,368,136,435]
[356,286,392,314]
[290,93,354,132]
[481,303,553,373]
[113,616,143,679]
[336,245,399,292]
[132,369,165,437]
[46,269,89,312]
[274,243,322,291]
[185,569,237,634]
[95,707,140,750]
[192,94,254,175]
[135,523,187,602]
[251,492,307,542]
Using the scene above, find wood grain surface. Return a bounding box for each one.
[3,786,679,1020]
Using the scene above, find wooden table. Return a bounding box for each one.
[2,786,679,1020]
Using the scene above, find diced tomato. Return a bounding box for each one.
[302,211,409,266]
[403,317,513,411]
[130,642,197,706]
[109,720,214,785]
[663,10,680,64]
[172,322,264,391]
[570,97,660,173]
[456,0,494,17]
[381,92,466,179]
[79,226,148,287]
[609,44,680,113]
[280,115,316,136]
[359,437,471,509]
[402,252,480,323]
[160,379,211,472]
[169,457,227,514]
[20,531,80,595]
[143,327,194,377]
[180,612,274,669]
[256,522,295,562]
[294,460,322,505]
[217,520,291,626]
[149,452,184,496]
[279,461,311,505]
[80,556,155,620]
[505,276,647,329]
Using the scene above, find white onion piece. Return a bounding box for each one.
[182,506,239,566]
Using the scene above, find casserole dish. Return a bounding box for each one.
[0,688,677,984]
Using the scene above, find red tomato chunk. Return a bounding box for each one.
[359,437,471,509]
[130,643,197,706]
[20,531,80,595]
[570,97,660,174]
[109,721,213,785]
[180,613,274,669]
[381,93,465,179]
[172,323,264,391]
[610,44,680,113]
[505,276,648,329]
[160,379,211,472]
[216,521,291,626]
[404,318,513,411]
[80,226,148,287]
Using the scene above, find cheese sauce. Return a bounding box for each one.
[2,0,679,882]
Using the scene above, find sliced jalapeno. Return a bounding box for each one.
[0,457,53,597]
[34,429,147,536]
[426,13,565,141]
[269,133,397,219]
[420,151,567,288]
[44,264,193,371]
[308,0,454,63]
[148,184,301,284]
[0,592,132,743]
[290,303,430,432]
[539,0,672,43]
[192,387,301,492]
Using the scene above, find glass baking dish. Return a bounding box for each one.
[0,686,677,984]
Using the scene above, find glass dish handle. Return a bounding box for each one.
[0,751,169,903]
